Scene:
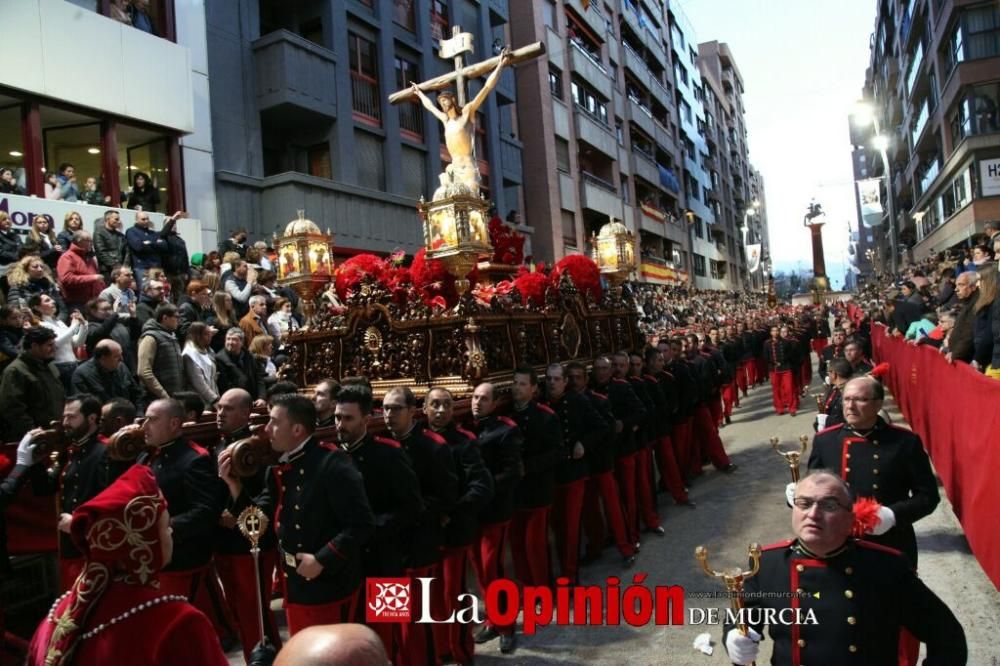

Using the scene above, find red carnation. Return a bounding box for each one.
[514,268,550,306]
[334,253,387,301]
[851,497,882,537]
[550,255,602,301]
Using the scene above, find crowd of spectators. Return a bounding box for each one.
[853,223,1000,380]
[0,214,301,441]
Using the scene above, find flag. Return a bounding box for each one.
[857,178,884,228]
[746,244,762,273]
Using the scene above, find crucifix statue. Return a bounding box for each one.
[389,27,544,199]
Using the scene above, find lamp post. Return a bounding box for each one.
[855,101,899,275]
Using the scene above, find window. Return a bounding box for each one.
[394,0,416,31]
[615,120,624,145]
[69,0,175,41]
[693,253,706,276]
[549,68,563,100]
[349,34,381,125]
[555,138,570,172]
[570,80,609,126]
[308,144,332,179]
[430,0,450,40]
[949,82,1000,144]
[395,57,423,138]
[965,5,1000,60]
[117,124,171,211]
[680,100,692,125]
[694,218,704,238]
[0,104,24,192]
[542,0,556,29]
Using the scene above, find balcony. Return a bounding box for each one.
[567,0,608,41]
[905,41,924,95]
[574,106,618,159]
[621,0,644,42]
[628,96,655,138]
[500,135,522,185]
[623,43,651,89]
[909,99,929,148]
[631,147,660,186]
[580,173,622,219]
[488,0,509,26]
[253,30,337,121]
[916,157,941,198]
[496,68,516,106]
[653,119,674,153]
[570,41,613,100]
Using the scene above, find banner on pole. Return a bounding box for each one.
[857,178,884,228]
[745,244,761,273]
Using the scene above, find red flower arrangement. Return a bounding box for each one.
[334,253,386,301]
[0,453,11,477]
[410,248,479,308]
[550,255,602,301]
[488,214,525,266]
[513,266,550,306]
[851,497,882,537]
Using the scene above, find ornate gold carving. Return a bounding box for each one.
[364,326,383,352]
[87,493,163,584]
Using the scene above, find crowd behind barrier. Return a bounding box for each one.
[871,323,1000,589]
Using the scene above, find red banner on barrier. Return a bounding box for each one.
[872,324,1000,590]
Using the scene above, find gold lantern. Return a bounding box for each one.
[591,216,636,299]
[275,210,336,326]
[417,189,492,299]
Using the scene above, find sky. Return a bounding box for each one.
[678,0,876,289]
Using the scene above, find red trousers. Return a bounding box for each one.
[672,417,695,477]
[215,550,283,663]
[582,472,637,558]
[285,588,359,636]
[159,563,239,642]
[708,395,723,427]
[770,370,798,414]
[810,337,828,354]
[551,481,586,584]
[736,361,751,395]
[471,522,513,633]
[654,435,688,503]
[58,557,84,592]
[433,546,475,665]
[614,452,640,544]
[399,562,443,666]
[755,357,768,384]
[799,358,812,390]
[690,404,732,473]
[634,448,661,532]
[511,506,551,587]
[721,382,738,418]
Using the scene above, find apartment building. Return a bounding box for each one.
[861,0,1000,262]
[205,0,522,254]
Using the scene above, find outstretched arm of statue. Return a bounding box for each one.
[464,47,511,118]
[410,82,449,123]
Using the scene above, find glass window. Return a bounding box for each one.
[308,144,332,179]
[395,57,423,138]
[555,138,570,172]
[118,126,169,213]
[349,34,381,123]
[40,106,102,204]
[549,68,563,99]
[393,0,416,31]
[0,102,24,193]
[965,5,1000,59]
[430,0,450,40]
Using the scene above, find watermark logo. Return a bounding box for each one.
[366,577,412,623]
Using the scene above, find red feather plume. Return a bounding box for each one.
[867,362,890,379]
[851,496,882,537]
[0,454,12,477]
[513,267,550,307]
[334,253,386,301]
[550,255,602,301]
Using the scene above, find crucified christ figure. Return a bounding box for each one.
[410,47,512,195]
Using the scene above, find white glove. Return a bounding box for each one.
[872,506,896,535]
[725,627,762,665]
[816,413,828,430]
[16,431,40,467]
[785,482,796,508]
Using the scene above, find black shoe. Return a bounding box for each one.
[474,626,500,644]
[500,632,517,654]
[722,463,738,473]
[648,526,666,536]
[725,415,732,425]
[623,554,637,568]
[677,499,697,508]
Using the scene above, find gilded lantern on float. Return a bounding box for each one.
[275,209,335,325]
[591,216,636,291]
[418,190,492,298]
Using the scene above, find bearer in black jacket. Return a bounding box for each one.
[469,381,523,653]
[508,366,562,590]
[625,353,664,539]
[221,393,375,635]
[642,348,690,505]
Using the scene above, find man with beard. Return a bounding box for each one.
[222,394,374,634]
[424,387,493,665]
[214,388,283,661]
[468,381,522,654]
[336,383,423,659]
[31,394,129,589]
[567,361,636,568]
[98,398,138,440]
[384,385,459,664]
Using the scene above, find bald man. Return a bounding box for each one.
[71,338,143,405]
[274,623,389,666]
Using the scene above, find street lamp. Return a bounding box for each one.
[854,100,899,275]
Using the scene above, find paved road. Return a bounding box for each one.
[229,369,1000,664]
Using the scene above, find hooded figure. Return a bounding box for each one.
[28,466,227,666]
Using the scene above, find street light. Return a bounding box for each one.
[853,100,899,275]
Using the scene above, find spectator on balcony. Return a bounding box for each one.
[239,294,267,345]
[57,211,84,252]
[267,297,299,347]
[129,0,157,35]
[972,268,998,372]
[6,255,66,317]
[125,171,160,213]
[56,163,79,202]
[125,210,166,288]
[29,215,62,270]
[249,334,278,387]
[110,0,132,24]
[208,291,237,352]
[177,280,214,342]
[219,228,248,260]
[57,231,106,311]
[254,241,274,271]
[0,168,23,195]
[78,176,111,207]
[0,325,64,441]
[93,210,127,281]
[138,303,185,400]
[0,307,25,373]
[182,321,219,406]
[28,294,86,393]
[223,260,256,318]
[0,211,22,284]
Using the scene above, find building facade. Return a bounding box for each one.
[205,0,522,256]
[860,0,1000,263]
[0,0,217,251]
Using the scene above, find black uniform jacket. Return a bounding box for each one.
[398,426,459,569]
[138,438,225,572]
[234,437,375,604]
[729,538,966,665]
[470,415,522,525]
[509,400,562,509]
[436,423,494,548]
[591,378,645,458]
[808,418,940,566]
[764,337,798,372]
[578,388,616,474]
[215,426,275,556]
[543,391,605,484]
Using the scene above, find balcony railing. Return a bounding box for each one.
[570,37,606,74]
[351,72,382,124]
[910,99,928,148]
[905,41,923,94]
[398,102,423,139]
[582,170,616,192]
[917,158,941,198]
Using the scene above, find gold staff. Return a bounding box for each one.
[770,436,809,482]
[694,544,763,665]
[237,505,275,658]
